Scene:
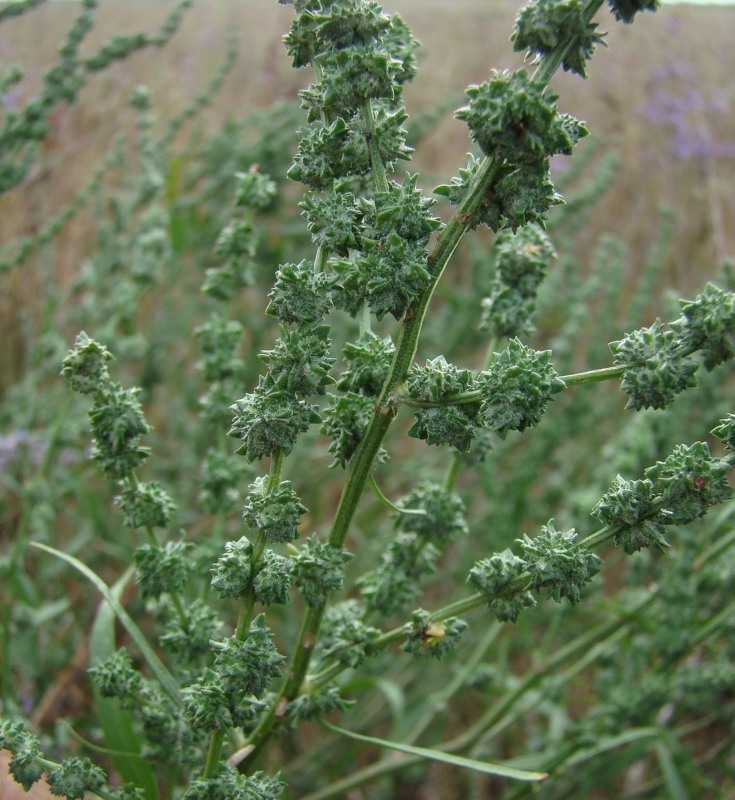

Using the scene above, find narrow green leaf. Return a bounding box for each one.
[368,474,427,516]
[655,741,689,800]
[566,727,661,766]
[89,567,159,800]
[31,542,180,703]
[62,721,147,759]
[322,721,548,782]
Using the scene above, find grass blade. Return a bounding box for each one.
[31,542,180,703]
[655,740,689,800]
[89,566,159,800]
[322,721,548,782]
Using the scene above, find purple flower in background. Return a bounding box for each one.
[0,429,48,470]
[1,89,20,110]
[0,429,81,471]
[644,57,735,160]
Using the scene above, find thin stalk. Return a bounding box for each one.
[314,245,329,273]
[369,474,426,516]
[693,517,735,570]
[560,364,626,386]
[362,98,389,194]
[578,525,615,549]
[443,455,461,493]
[203,449,283,778]
[358,302,372,337]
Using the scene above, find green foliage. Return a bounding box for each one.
[116,481,176,530]
[519,520,601,605]
[228,378,321,462]
[291,534,353,606]
[59,331,115,395]
[644,441,733,525]
[134,539,193,599]
[266,260,335,325]
[456,70,586,163]
[337,332,395,396]
[317,599,380,667]
[407,356,480,451]
[242,476,307,543]
[0,720,43,789]
[210,537,254,598]
[2,1,735,799]
[481,223,557,338]
[468,549,537,622]
[87,382,152,479]
[513,0,605,77]
[591,475,670,553]
[675,282,735,369]
[476,338,565,437]
[211,616,284,698]
[287,685,354,722]
[611,320,699,410]
[359,483,467,614]
[321,391,375,467]
[606,0,660,24]
[259,326,336,397]
[46,757,107,800]
[88,648,144,703]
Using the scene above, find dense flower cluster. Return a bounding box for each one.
[401,609,468,659]
[512,0,605,77]
[480,223,557,339]
[476,338,565,437]
[611,320,698,410]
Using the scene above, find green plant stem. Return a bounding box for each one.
[693,506,735,570]
[358,302,372,337]
[400,364,627,410]
[560,364,627,385]
[443,455,461,493]
[314,245,329,273]
[362,98,389,194]
[578,524,615,549]
[203,449,283,778]
[368,473,426,515]
[241,0,607,770]
[202,730,227,782]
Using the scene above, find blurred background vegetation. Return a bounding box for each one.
[1,2,734,798]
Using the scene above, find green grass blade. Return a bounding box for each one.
[322,721,548,782]
[655,741,689,800]
[31,542,180,703]
[565,726,661,766]
[89,566,159,800]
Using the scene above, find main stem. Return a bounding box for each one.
[240,0,605,770]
